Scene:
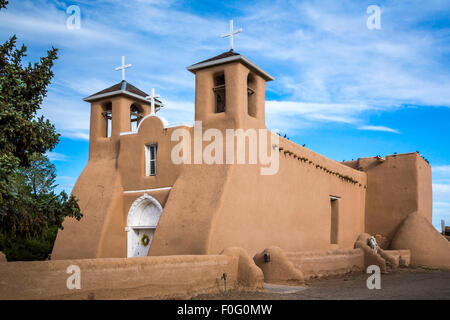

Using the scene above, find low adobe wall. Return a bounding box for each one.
[0,249,263,300]
[285,249,364,279]
[253,247,304,285]
[383,250,411,267]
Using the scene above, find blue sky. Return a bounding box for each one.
[1,0,449,230]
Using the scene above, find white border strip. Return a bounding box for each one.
[124,186,172,194]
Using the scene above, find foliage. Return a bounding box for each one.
[0,1,8,10]
[0,154,82,260]
[0,225,58,261]
[0,1,83,254]
[2,154,83,236]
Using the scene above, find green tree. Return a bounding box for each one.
[0,1,8,10]
[0,2,82,258]
[0,154,79,261]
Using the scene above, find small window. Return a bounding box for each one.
[213,73,226,113]
[145,144,158,176]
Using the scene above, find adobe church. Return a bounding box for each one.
[52,26,445,264]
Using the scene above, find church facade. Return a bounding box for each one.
[52,50,433,260]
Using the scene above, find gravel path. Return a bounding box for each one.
[194,268,450,300]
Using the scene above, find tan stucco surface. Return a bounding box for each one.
[383,249,411,267]
[207,138,367,255]
[286,248,364,280]
[354,233,400,273]
[52,158,124,260]
[0,249,262,300]
[391,211,450,269]
[345,154,433,244]
[253,246,304,285]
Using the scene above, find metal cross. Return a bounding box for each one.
[115,56,132,81]
[221,20,242,51]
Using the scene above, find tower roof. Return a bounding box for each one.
[83,81,162,108]
[187,50,274,81]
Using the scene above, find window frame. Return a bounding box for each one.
[145,143,158,176]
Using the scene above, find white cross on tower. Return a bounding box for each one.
[115,56,132,81]
[145,88,160,115]
[221,20,243,51]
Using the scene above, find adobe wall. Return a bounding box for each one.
[0,250,263,300]
[149,164,231,255]
[118,115,233,256]
[53,119,367,259]
[52,158,124,260]
[149,131,367,256]
[207,137,367,255]
[383,249,411,267]
[254,247,305,285]
[118,116,186,192]
[285,249,364,279]
[354,153,432,243]
[391,211,450,269]
[53,115,188,259]
[416,157,433,223]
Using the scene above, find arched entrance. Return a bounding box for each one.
[126,194,162,257]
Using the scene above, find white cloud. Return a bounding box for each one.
[46,152,68,161]
[432,165,450,185]
[59,78,112,96]
[433,202,450,231]
[2,0,448,136]
[38,93,90,140]
[242,1,450,108]
[434,202,450,208]
[157,100,194,126]
[433,184,450,200]
[432,164,450,229]
[266,101,372,123]
[433,165,450,175]
[358,125,399,133]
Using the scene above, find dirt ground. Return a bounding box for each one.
[194,268,450,300]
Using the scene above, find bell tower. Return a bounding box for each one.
[83,81,164,160]
[83,56,164,160]
[187,20,273,129]
[187,50,273,129]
